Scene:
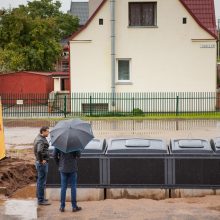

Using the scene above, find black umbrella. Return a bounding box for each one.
[50,119,94,153]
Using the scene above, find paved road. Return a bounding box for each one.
[4,119,220,149]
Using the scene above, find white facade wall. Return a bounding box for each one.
[70,0,217,93]
[54,78,61,91]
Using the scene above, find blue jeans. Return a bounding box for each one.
[36,162,48,203]
[60,172,77,209]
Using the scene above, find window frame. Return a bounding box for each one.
[129,2,157,27]
[116,58,132,83]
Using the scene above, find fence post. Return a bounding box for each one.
[176,95,179,116]
[132,97,135,116]
[64,96,67,118]
[89,96,92,116]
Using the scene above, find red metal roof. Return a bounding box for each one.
[51,72,69,77]
[180,0,217,39]
[70,0,217,40]
[0,71,69,77]
[27,71,69,76]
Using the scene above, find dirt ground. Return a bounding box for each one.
[0,152,36,196]
[37,196,220,220]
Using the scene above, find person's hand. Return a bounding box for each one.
[42,160,47,164]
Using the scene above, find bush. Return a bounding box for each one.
[132,108,144,116]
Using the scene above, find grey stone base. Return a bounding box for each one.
[171,189,216,198]
[46,188,104,202]
[106,188,168,200]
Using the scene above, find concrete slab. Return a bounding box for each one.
[171,189,215,198]
[46,188,104,202]
[2,199,37,220]
[106,188,168,200]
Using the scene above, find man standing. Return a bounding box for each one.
[34,126,51,206]
[53,148,81,212]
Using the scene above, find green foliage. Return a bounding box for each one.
[132,108,144,116]
[0,49,26,72]
[55,13,79,39]
[0,0,79,73]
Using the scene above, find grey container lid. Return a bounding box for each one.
[170,139,213,154]
[106,138,168,155]
[81,138,106,154]
[48,138,106,155]
[210,137,220,153]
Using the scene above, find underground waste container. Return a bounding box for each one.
[105,138,169,187]
[47,138,107,187]
[170,139,220,188]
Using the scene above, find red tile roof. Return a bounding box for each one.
[180,0,217,39]
[70,0,217,40]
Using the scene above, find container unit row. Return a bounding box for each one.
[47,137,220,189]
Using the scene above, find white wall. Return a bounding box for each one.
[70,0,217,93]
[70,0,111,92]
[54,78,61,91]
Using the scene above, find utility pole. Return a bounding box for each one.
[218,19,220,61]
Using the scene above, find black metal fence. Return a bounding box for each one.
[1,92,220,118]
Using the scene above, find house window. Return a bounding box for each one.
[61,78,65,91]
[99,18,103,25]
[129,2,157,26]
[183,17,187,24]
[117,59,130,81]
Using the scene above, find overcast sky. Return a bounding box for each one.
[0,0,220,21]
[0,0,86,12]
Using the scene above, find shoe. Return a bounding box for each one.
[72,206,82,212]
[38,201,51,206]
[60,207,65,212]
[44,199,49,202]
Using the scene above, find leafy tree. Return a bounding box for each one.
[0,0,79,72]
[0,49,26,72]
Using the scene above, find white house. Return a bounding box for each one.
[69,0,218,93]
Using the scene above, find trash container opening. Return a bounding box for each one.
[125,139,150,147]
[107,139,168,153]
[178,140,204,148]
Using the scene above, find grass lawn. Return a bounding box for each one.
[11,112,220,121]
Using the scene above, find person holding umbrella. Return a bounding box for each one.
[51,119,94,212]
[53,148,82,212]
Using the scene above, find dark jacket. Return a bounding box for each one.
[53,148,81,173]
[34,134,50,162]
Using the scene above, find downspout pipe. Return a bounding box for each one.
[217,19,219,90]
[110,0,116,97]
